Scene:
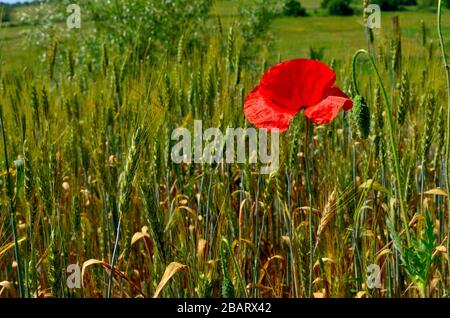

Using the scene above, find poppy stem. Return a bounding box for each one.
[351,55,361,96]
[351,49,411,245]
[304,118,314,297]
[437,0,450,275]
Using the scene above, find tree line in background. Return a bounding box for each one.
[0,3,12,22]
[2,1,450,26]
[284,0,450,16]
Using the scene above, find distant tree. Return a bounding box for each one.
[446,0,450,8]
[320,0,330,9]
[417,0,431,7]
[370,0,420,10]
[326,0,354,16]
[0,4,11,23]
[321,0,331,8]
[283,0,307,17]
[238,0,284,42]
[370,0,401,10]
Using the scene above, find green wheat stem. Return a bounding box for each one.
[221,238,248,297]
[352,49,411,245]
[107,216,122,298]
[0,104,24,297]
[437,0,450,275]
[107,127,145,298]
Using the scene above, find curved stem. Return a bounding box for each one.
[352,49,411,245]
[351,53,361,96]
[304,119,314,297]
[437,0,450,274]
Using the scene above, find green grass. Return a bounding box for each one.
[212,1,450,60]
[213,0,323,14]
[274,10,450,60]
[0,25,38,73]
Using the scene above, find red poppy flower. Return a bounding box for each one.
[244,59,353,132]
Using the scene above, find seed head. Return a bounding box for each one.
[351,95,371,139]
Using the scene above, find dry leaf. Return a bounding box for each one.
[81,259,145,296]
[360,179,388,193]
[313,257,335,270]
[131,226,153,254]
[0,281,16,298]
[376,248,392,262]
[424,188,448,196]
[197,239,207,264]
[258,255,284,284]
[0,237,26,259]
[131,232,149,245]
[434,245,448,260]
[154,262,187,298]
[356,291,367,298]
[313,290,325,298]
[281,236,291,245]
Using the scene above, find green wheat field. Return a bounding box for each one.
[1,0,450,298]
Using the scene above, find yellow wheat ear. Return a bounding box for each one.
[0,167,16,177]
[316,188,338,241]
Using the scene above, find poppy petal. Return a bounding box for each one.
[244,85,296,132]
[259,59,336,110]
[325,86,353,111]
[243,58,352,131]
[303,95,351,125]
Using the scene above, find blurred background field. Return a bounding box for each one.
[1,1,450,68]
